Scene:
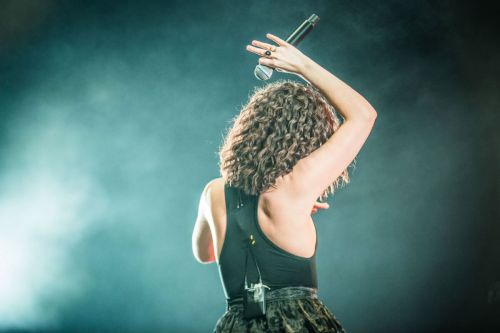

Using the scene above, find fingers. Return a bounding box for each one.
[246,44,269,57]
[314,202,330,209]
[245,33,286,61]
[258,56,274,65]
[251,40,277,51]
[246,33,289,70]
[266,33,288,46]
[311,201,330,215]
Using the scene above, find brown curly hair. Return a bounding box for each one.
[218,79,354,200]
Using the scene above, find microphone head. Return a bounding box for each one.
[254,64,273,80]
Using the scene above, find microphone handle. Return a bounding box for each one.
[285,14,320,46]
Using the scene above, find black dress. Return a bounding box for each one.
[213,183,347,333]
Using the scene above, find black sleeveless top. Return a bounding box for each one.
[217,183,318,301]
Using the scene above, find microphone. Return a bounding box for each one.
[254,14,320,81]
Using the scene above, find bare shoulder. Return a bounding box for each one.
[204,177,225,207]
[206,177,224,193]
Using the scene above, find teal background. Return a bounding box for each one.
[0,0,498,332]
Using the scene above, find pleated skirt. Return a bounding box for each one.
[213,286,347,333]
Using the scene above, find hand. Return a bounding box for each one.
[311,201,330,215]
[245,33,311,76]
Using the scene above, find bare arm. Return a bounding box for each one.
[248,33,377,205]
[299,58,377,122]
[192,181,216,264]
[291,57,377,203]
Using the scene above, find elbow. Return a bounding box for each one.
[193,249,210,264]
[192,239,204,263]
[347,102,377,123]
[192,247,204,264]
[194,254,215,264]
[364,103,378,122]
[192,242,216,264]
[367,109,377,122]
[195,256,209,264]
[350,109,377,123]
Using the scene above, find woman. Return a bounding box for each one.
[192,33,377,332]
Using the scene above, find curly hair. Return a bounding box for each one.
[218,79,355,201]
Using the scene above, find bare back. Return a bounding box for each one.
[208,175,318,264]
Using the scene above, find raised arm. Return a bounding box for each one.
[289,57,377,203]
[248,33,377,206]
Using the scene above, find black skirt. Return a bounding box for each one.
[213,286,347,333]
